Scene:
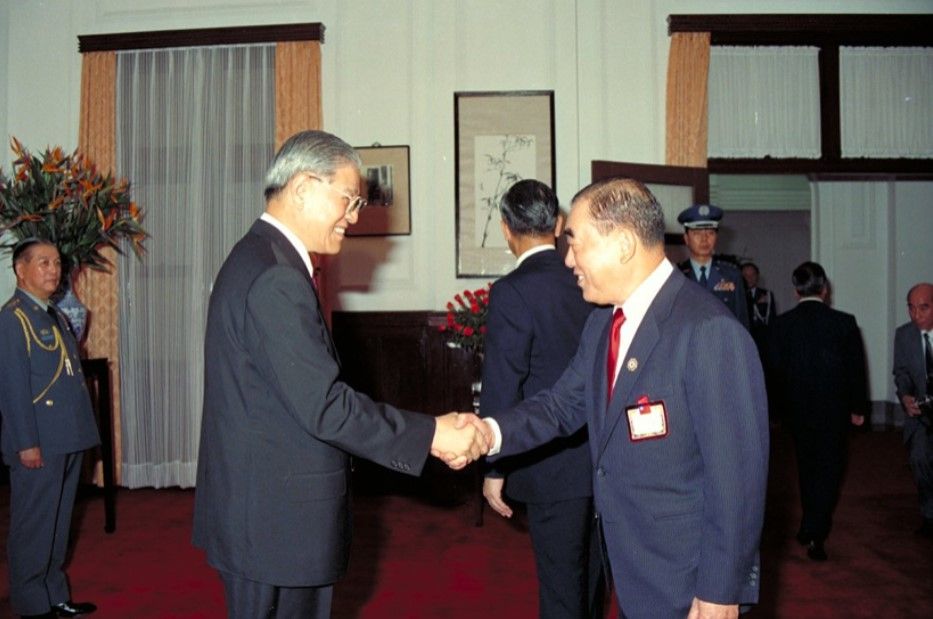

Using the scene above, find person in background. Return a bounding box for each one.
[0,239,100,618]
[741,261,776,349]
[676,204,749,329]
[483,178,769,619]
[893,282,933,538]
[193,130,488,618]
[481,179,602,618]
[768,262,867,561]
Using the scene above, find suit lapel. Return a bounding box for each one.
[595,272,683,460]
[251,220,340,365]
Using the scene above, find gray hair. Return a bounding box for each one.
[571,177,665,246]
[263,130,361,200]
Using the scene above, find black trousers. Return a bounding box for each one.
[792,423,847,543]
[526,496,604,619]
[219,570,333,619]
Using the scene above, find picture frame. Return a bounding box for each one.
[348,145,411,236]
[455,91,555,277]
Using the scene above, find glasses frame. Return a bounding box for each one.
[309,174,368,217]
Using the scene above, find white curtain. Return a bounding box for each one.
[840,47,933,158]
[115,45,275,488]
[708,46,821,158]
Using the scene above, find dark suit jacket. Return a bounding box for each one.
[480,249,594,503]
[0,289,99,460]
[679,259,750,328]
[894,321,929,441]
[768,301,867,429]
[193,220,435,587]
[493,268,768,617]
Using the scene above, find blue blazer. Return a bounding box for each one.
[193,220,436,587]
[494,268,769,618]
[480,249,595,503]
[0,289,100,460]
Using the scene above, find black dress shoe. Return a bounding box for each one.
[52,601,97,617]
[806,541,828,561]
[21,612,56,619]
[915,519,933,538]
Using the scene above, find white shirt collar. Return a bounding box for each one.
[617,258,675,324]
[515,244,555,267]
[607,258,674,389]
[798,296,824,304]
[260,212,315,280]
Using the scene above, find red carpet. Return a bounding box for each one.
[0,427,931,618]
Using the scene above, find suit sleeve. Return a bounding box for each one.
[244,266,435,474]
[686,314,769,603]
[491,311,598,459]
[480,281,534,477]
[845,316,869,414]
[0,310,40,452]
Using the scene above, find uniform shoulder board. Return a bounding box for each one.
[2,297,22,311]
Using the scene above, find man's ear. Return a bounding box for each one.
[553,213,565,238]
[290,172,315,207]
[618,228,637,264]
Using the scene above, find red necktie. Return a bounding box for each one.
[606,308,626,402]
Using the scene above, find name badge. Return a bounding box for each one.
[625,397,668,441]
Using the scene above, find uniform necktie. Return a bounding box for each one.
[606,308,626,403]
[924,332,933,393]
[699,265,708,287]
[47,305,60,328]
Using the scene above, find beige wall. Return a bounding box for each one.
[1,0,930,405]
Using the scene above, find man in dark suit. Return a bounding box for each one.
[482,178,769,619]
[193,130,487,618]
[893,282,933,537]
[0,239,99,618]
[767,262,867,561]
[480,179,601,619]
[676,204,750,329]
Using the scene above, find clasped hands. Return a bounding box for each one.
[431,412,493,470]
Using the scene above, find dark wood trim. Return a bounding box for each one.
[591,160,709,204]
[818,45,840,161]
[79,22,324,53]
[709,158,933,177]
[668,14,933,46]
[668,14,933,173]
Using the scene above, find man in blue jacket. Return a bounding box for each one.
[484,178,768,619]
[0,239,99,618]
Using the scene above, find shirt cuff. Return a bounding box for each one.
[483,417,503,456]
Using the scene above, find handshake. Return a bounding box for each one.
[431,413,495,470]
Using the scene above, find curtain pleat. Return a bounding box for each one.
[840,47,933,158]
[76,51,122,485]
[708,47,821,158]
[665,32,710,167]
[274,41,329,319]
[115,45,275,488]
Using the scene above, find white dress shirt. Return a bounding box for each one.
[260,212,315,281]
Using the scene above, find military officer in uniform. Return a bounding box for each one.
[0,239,99,618]
[677,204,750,329]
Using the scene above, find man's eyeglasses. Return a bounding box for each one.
[309,174,368,216]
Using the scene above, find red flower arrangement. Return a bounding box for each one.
[439,285,491,352]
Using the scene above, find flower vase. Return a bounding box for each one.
[53,273,88,344]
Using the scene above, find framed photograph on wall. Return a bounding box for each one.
[455,91,555,277]
[348,144,411,236]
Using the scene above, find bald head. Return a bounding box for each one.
[907,282,933,332]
